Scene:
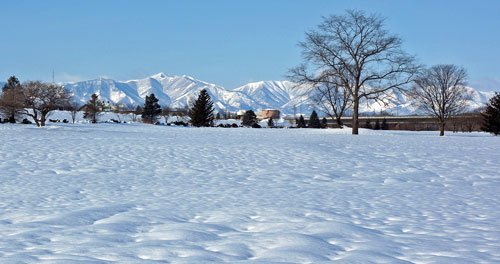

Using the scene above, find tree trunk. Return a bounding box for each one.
[336,117,343,129]
[352,95,359,135]
[32,112,40,127]
[41,112,47,127]
[9,113,15,123]
[439,121,445,136]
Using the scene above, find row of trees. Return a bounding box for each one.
[295,110,328,128]
[2,75,499,134]
[0,79,257,128]
[289,10,478,136]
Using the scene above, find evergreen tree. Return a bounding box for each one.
[267,117,274,128]
[308,110,321,128]
[481,92,500,135]
[297,115,306,128]
[216,112,221,120]
[381,118,389,130]
[142,93,162,124]
[321,117,328,128]
[83,93,103,123]
[134,105,143,116]
[374,120,381,130]
[241,110,257,127]
[2,76,20,92]
[189,89,214,127]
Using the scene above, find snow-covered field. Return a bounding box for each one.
[0,124,499,263]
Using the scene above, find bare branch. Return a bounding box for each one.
[409,64,472,136]
[289,10,419,134]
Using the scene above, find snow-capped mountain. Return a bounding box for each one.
[64,73,262,113]
[62,73,494,115]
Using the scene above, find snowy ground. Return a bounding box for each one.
[0,124,499,263]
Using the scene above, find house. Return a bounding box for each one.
[259,109,280,120]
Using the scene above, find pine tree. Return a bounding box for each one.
[189,89,214,127]
[2,76,20,92]
[268,117,274,128]
[482,92,500,135]
[308,110,321,128]
[241,110,257,127]
[374,120,381,130]
[142,93,162,124]
[83,93,103,123]
[297,115,306,128]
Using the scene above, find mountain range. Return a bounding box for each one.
[2,73,496,116]
[63,73,316,115]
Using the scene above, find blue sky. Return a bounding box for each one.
[1,0,499,91]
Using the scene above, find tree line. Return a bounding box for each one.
[1,74,499,134]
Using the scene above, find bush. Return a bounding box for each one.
[172,121,189,127]
[321,117,328,128]
[22,118,32,124]
[296,115,306,128]
[242,110,257,127]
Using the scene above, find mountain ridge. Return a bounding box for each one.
[59,73,495,115]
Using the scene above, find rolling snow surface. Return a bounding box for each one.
[0,124,499,263]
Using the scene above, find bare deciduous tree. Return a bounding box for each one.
[68,100,82,124]
[0,76,24,123]
[22,81,71,127]
[409,64,472,136]
[112,103,126,123]
[290,66,352,128]
[313,80,351,128]
[161,106,171,124]
[0,89,24,123]
[290,10,419,134]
